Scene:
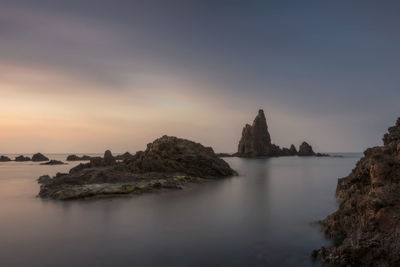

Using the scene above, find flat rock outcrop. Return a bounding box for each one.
[32,153,49,162]
[0,155,11,162]
[38,136,236,200]
[40,160,66,165]
[66,155,93,161]
[15,155,31,161]
[313,118,400,266]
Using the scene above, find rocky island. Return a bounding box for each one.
[38,136,236,200]
[233,109,328,157]
[0,155,11,162]
[313,118,400,266]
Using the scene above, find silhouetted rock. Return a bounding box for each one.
[32,153,49,162]
[298,142,315,156]
[115,152,134,160]
[313,118,400,266]
[103,150,116,165]
[237,109,275,156]
[289,144,297,155]
[15,155,31,161]
[0,156,11,162]
[66,155,93,161]
[38,136,236,200]
[40,160,65,165]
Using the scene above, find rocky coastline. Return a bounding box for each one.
[38,136,237,200]
[312,118,400,266]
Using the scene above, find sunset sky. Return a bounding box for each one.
[1,0,399,153]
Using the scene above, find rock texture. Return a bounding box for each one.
[115,152,134,160]
[38,136,236,200]
[32,153,49,162]
[0,156,11,162]
[237,110,274,156]
[15,155,31,161]
[313,118,400,266]
[298,142,315,156]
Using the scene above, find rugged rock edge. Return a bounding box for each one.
[313,118,400,266]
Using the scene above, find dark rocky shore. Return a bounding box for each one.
[38,136,236,200]
[313,118,400,266]
[232,109,329,157]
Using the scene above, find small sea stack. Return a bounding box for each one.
[32,153,49,162]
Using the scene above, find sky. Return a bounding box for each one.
[1,0,399,153]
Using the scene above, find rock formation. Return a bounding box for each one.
[236,109,275,156]
[38,136,236,200]
[313,118,400,266]
[32,153,49,162]
[15,155,31,161]
[298,142,315,156]
[236,110,326,157]
[0,155,11,162]
[115,152,134,160]
[66,155,93,161]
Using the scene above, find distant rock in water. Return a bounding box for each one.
[15,155,31,162]
[236,109,275,157]
[298,142,315,156]
[313,117,400,266]
[40,160,66,165]
[235,109,327,157]
[289,144,297,155]
[32,153,49,162]
[0,155,11,162]
[66,155,93,161]
[38,136,237,200]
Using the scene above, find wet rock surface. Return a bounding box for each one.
[313,118,400,266]
[38,136,236,200]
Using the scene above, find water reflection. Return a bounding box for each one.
[0,154,360,267]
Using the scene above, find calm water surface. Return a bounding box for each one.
[0,153,361,267]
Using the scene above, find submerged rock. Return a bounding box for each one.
[15,155,31,161]
[32,153,49,162]
[40,160,66,165]
[313,118,400,266]
[0,155,11,162]
[38,136,236,200]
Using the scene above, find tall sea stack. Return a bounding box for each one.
[237,109,274,157]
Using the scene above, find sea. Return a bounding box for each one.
[0,153,362,267]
